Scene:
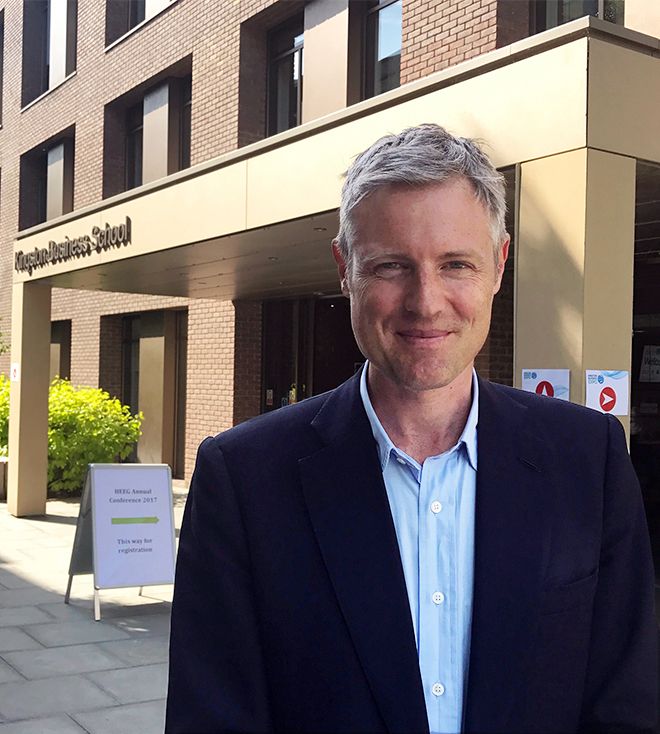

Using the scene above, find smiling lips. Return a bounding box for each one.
[397,329,453,342]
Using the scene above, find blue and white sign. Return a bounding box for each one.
[521,369,570,401]
[585,370,629,416]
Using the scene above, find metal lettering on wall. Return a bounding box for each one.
[14,216,132,276]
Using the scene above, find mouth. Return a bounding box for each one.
[396,329,452,344]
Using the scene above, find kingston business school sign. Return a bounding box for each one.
[15,217,132,276]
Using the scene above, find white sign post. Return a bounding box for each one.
[585,370,630,416]
[65,464,176,621]
[521,369,571,400]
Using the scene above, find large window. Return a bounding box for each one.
[19,128,75,230]
[364,0,402,100]
[533,0,624,32]
[103,63,192,198]
[105,0,176,46]
[267,16,304,136]
[21,0,77,107]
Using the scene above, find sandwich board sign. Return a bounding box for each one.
[65,464,176,620]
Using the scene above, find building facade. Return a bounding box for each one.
[2,0,660,557]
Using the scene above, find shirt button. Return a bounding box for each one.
[430,501,442,514]
[432,682,445,697]
[432,591,445,605]
[396,457,406,465]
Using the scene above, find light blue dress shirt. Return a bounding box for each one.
[359,363,478,734]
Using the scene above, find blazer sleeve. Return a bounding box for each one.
[165,437,273,733]
[579,416,658,733]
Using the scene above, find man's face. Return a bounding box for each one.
[333,178,509,393]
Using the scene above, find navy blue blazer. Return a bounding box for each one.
[166,374,658,733]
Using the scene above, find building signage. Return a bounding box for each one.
[521,369,570,401]
[14,216,132,276]
[585,370,629,416]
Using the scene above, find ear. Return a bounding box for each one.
[493,236,510,294]
[331,240,350,297]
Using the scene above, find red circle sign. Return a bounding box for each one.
[599,386,616,412]
[535,380,554,398]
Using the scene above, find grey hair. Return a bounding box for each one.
[336,123,507,263]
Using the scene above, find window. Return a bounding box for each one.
[125,101,143,190]
[21,0,77,107]
[532,0,624,32]
[50,320,71,381]
[19,128,75,230]
[105,0,175,46]
[364,0,402,100]
[267,16,304,136]
[103,62,192,198]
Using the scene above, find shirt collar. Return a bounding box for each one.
[359,361,479,471]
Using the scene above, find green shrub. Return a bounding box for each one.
[0,377,142,493]
[48,380,143,494]
[0,375,9,457]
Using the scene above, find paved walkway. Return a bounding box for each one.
[0,487,187,734]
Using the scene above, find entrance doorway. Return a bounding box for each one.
[631,161,660,579]
[261,295,364,412]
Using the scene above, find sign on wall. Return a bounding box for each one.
[521,369,570,400]
[65,464,175,620]
[585,370,630,416]
[639,345,660,383]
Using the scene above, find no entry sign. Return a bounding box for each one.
[521,369,570,401]
[585,371,629,416]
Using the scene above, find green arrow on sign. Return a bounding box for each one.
[111,517,159,525]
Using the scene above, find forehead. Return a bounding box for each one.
[351,178,492,253]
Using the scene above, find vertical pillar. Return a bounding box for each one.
[516,149,635,435]
[48,0,68,88]
[8,282,52,517]
[143,82,170,184]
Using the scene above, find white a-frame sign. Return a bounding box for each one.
[65,464,176,620]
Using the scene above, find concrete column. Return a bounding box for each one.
[46,143,65,220]
[302,0,349,122]
[8,282,52,517]
[516,149,635,434]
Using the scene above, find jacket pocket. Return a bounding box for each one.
[539,569,599,616]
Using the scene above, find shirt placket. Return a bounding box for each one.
[418,453,457,734]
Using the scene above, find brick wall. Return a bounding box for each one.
[233,300,263,425]
[400,0,498,84]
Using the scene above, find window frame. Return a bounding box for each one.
[530,0,624,33]
[362,0,402,101]
[266,15,304,137]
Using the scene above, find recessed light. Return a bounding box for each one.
[268,256,279,262]
[313,226,327,232]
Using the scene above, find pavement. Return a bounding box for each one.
[0,484,188,734]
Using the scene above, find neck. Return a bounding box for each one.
[367,364,474,464]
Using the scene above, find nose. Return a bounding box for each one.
[403,267,446,319]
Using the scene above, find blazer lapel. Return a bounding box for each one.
[299,374,429,734]
[464,379,552,733]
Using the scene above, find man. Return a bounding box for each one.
[166,124,657,733]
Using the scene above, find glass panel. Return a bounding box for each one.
[562,0,598,22]
[268,16,304,134]
[180,77,192,170]
[365,0,401,98]
[603,0,624,23]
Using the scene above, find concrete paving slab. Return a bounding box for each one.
[0,568,34,590]
[87,662,168,704]
[110,613,171,637]
[0,659,22,684]
[0,675,116,720]
[2,643,127,679]
[72,700,166,734]
[98,636,169,666]
[0,628,43,653]
[38,602,93,622]
[0,606,53,627]
[0,715,87,733]
[0,588,62,607]
[25,620,132,647]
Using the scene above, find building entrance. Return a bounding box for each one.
[631,161,660,578]
[261,296,364,412]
